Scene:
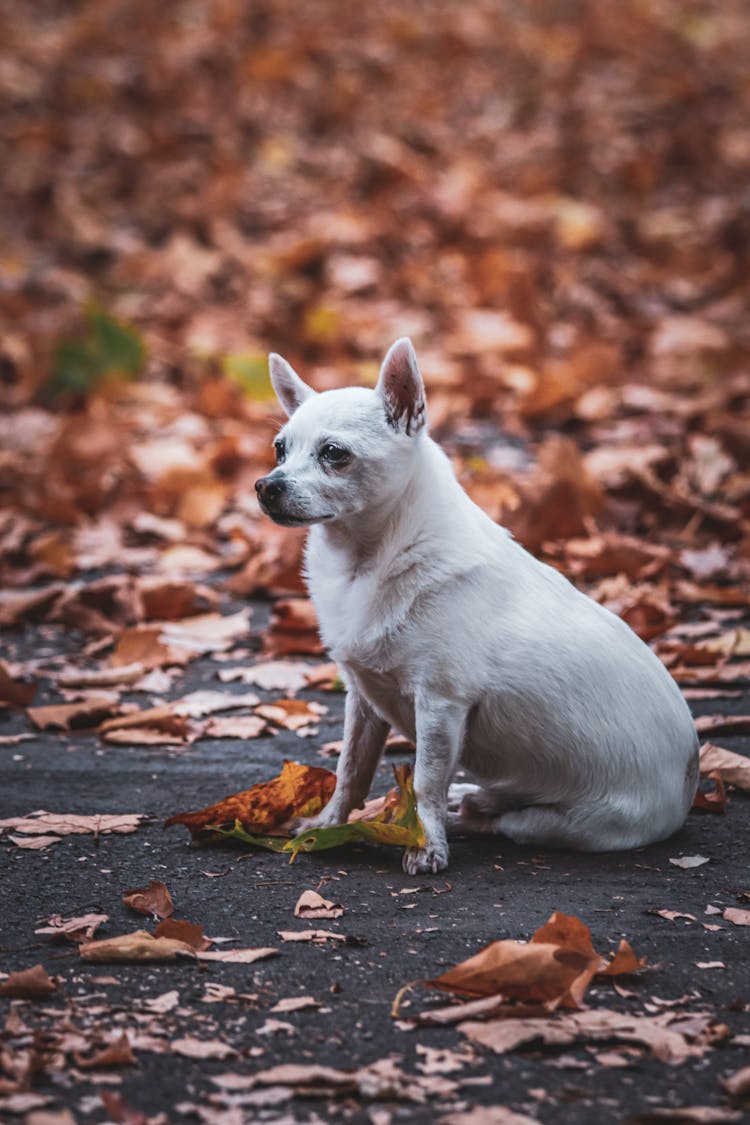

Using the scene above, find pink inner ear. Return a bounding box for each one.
[382,343,426,435]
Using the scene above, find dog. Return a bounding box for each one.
[255,337,699,874]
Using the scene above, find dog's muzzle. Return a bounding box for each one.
[255,474,286,512]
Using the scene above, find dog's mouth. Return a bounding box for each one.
[260,505,335,528]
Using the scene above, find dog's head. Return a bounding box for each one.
[255,337,427,527]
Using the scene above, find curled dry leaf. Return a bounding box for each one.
[79,930,196,962]
[294,890,345,920]
[426,913,645,1010]
[122,880,174,919]
[35,913,109,943]
[699,743,750,792]
[0,964,57,999]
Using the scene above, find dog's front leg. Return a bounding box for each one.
[404,696,466,875]
[296,685,389,832]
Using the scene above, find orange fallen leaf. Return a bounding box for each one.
[599,939,648,977]
[164,759,336,837]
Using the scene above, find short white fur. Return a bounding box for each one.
[262,338,699,874]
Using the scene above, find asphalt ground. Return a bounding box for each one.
[2,602,750,1125]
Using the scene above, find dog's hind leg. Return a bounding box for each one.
[494,804,636,852]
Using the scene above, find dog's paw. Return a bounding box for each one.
[402,840,449,875]
[290,808,340,836]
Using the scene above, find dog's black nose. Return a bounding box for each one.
[255,476,285,504]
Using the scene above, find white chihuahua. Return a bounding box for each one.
[255,338,699,874]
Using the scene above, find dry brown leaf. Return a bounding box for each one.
[699,743,750,791]
[439,1108,543,1125]
[303,662,341,690]
[294,890,345,920]
[195,947,277,964]
[217,659,311,694]
[723,907,750,927]
[79,930,196,962]
[599,938,648,976]
[277,929,347,943]
[458,1008,715,1064]
[0,812,146,837]
[137,579,218,620]
[0,965,57,999]
[0,661,37,707]
[428,912,605,1009]
[27,695,122,731]
[35,913,109,943]
[8,834,62,850]
[56,662,147,689]
[74,1033,135,1070]
[255,698,327,733]
[171,1037,236,1060]
[270,995,320,1013]
[122,880,174,919]
[262,598,324,657]
[202,715,269,740]
[723,1065,750,1104]
[0,586,64,627]
[154,918,211,951]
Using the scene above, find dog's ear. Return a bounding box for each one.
[376,337,426,436]
[269,353,316,417]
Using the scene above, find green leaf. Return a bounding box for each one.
[214,765,425,863]
[43,305,145,399]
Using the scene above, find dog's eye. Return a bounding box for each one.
[319,443,351,468]
[273,440,286,465]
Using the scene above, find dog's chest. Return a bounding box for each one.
[307,563,395,661]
